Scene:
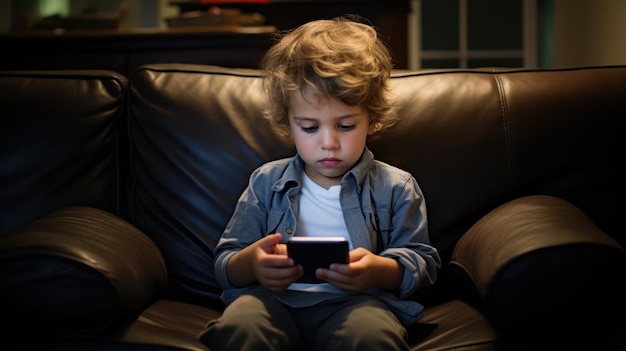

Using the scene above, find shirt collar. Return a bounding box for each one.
[271,147,374,193]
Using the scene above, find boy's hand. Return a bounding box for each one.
[252,233,303,291]
[227,233,302,289]
[315,247,403,293]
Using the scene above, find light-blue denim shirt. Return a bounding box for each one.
[214,147,441,326]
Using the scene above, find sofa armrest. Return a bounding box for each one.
[0,206,167,333]
[450,195,626,338]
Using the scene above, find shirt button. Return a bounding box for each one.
[285,227,293,234]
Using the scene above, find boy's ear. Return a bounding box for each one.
[368,122,382,135]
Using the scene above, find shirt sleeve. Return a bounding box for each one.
[380,174,441,299]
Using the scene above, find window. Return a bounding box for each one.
[409,0,539,69]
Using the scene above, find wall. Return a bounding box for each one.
[554,0,626,67]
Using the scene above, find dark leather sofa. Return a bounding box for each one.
[1,64,625,351]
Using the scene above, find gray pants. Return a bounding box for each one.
[201,288,410,351]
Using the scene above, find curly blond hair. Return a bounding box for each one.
[261,15,398,139]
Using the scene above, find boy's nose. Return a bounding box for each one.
[320,129,339,149]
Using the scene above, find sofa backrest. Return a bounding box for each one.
[0,70,127,236]
[127,65,295,303]
[370,67,626,259]
[127,64,625,305]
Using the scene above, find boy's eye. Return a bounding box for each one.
[301,125,318,133]
[338,124,355,131]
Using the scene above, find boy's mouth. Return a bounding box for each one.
[319,158,341,167]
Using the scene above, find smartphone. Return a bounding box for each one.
[287,237,349,284]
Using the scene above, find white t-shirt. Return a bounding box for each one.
[296,173,352,247]
[289,173,353,293]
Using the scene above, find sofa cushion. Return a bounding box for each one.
[123,299,496,351]
[409,299,496,350]
[121,299,221,351]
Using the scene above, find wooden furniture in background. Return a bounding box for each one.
[170,0,411,69]
[0,1,410,75]
[0,25,276,76]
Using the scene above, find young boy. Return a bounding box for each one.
[200,15,441,351]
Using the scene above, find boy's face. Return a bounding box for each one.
[288,89,375,189]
